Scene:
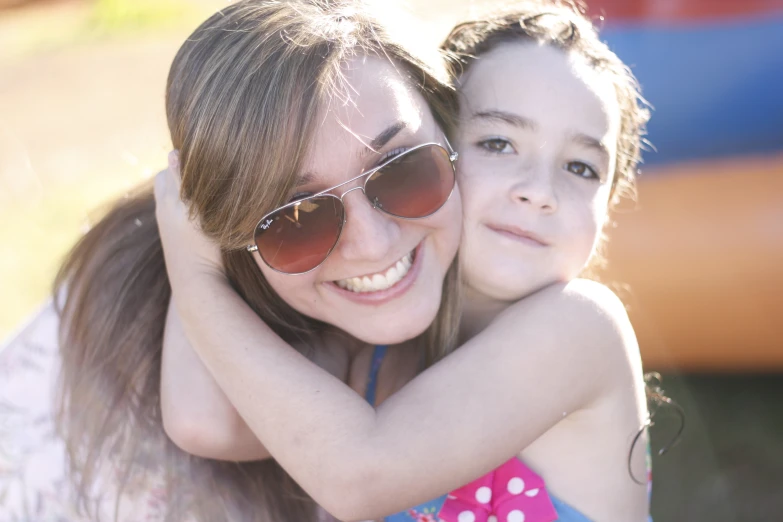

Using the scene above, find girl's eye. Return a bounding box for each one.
[478,138,515,154]
[564,161,599,180]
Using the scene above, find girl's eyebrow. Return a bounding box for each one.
[471,110,537,131]
[471,109,610,163]
[571,132,610,163]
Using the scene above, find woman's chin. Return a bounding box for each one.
[342,316,433,346]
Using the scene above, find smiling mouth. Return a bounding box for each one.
[334,250,415,293]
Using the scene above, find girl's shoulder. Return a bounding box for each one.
[545,278,630,322]
[496,279,630,330]
[496,279,641,380]
[506,278,634,342]
[561,278,641,365]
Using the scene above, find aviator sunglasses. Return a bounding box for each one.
[247,140,458,274]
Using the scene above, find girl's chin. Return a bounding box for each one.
[468,276,539,302]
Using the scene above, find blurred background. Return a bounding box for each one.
[0,0,781,520]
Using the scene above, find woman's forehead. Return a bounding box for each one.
[301,56,434,177]
[331,55,424,138]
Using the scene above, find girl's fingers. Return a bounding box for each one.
[168,150,179,173]
[167,150,182,192]
[154,150,183,203]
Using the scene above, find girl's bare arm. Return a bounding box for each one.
[161,303,272,461]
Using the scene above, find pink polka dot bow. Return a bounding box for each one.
[437,457,558,522]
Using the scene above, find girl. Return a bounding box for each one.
[156,1,652,521]
[1,1,465,520]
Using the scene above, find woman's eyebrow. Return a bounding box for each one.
[294,172,316,188]
[365,120,408,154]
[471,110,537,131]
[295,120,409,187]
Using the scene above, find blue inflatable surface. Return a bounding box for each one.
[603,12,783,165]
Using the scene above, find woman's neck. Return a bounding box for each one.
[459,283,515,342]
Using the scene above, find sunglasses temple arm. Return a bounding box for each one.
[443,135,458,162]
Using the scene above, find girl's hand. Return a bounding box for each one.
[154,151,224,279]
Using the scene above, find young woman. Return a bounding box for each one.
[156,1,653,521]
[0,1,465,520]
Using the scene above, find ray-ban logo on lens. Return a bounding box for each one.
[259,218,274,230]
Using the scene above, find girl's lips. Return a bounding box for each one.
[486,223,548,247]
[324,242,425,306]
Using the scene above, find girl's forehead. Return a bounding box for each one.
[459,42,620,140]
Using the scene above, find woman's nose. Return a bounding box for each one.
[335,189,398,263]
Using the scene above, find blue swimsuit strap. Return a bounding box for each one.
[365,344,388,406]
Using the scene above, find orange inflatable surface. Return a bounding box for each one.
[601,155,783,371]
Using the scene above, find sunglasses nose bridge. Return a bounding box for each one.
[338,184,367,205]
[340,181,388,214]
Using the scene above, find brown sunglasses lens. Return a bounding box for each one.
[364,145,455,219]
[254,196,344,273]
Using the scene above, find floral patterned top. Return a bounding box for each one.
[0,301,172,522]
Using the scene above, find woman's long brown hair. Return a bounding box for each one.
[54,1,460,520]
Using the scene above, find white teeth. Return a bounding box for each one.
[335,251,414,293]
[387,265,400,283]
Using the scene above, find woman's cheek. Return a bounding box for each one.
[438,189,464,262]
[254,256,316,314]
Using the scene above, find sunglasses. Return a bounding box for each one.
[247,140,458,275]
